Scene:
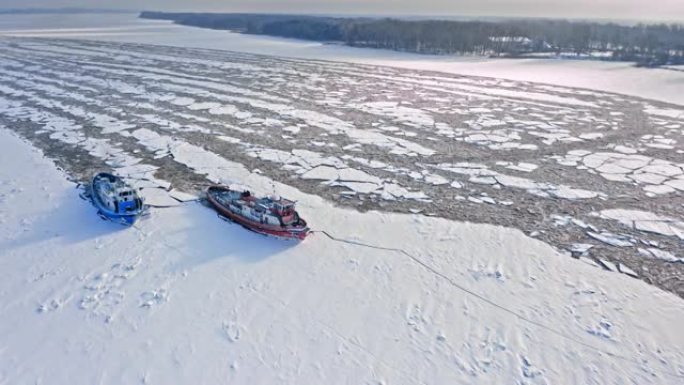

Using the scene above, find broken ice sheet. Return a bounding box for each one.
[600,209,684,240]
[587,232,633,247]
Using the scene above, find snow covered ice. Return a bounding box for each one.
[3,119,684,384]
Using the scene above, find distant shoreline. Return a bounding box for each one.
[139,11,684,68]
[0,8,136,15]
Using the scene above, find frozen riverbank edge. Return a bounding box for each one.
[2,124,684,383]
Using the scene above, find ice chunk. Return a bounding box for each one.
[140,188,180,207]
[587,232,632,247]
[168,189,198,202]
[618,264,639,277]
[600,209,684,239]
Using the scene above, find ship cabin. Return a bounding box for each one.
[222,190,299,227]
[271,199,296,225]
[95,176,141,214]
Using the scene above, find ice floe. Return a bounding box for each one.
[553,151,684,195]
[437,163,602,200]
[599,209,684,240]
[638,248,684,263]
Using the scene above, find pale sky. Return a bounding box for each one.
[2,0,684,22]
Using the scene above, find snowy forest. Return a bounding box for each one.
[141,12,684,66]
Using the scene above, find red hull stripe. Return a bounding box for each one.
[207,193,309,240]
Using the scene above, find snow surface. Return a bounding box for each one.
[2,126,684,384]
[0,13,683,106]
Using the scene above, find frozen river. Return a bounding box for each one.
[1,12,683,106]
[2,12,684,385]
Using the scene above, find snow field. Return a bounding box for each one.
[2,127,684,384]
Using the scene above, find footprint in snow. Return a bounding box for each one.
[586,318,614,339]
[36,298,65,313]
[140,289,167,308]
[521,355,543,380]
[222,321,242,342]
[77,259,141,320]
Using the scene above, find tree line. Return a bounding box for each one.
[140,12,684,66]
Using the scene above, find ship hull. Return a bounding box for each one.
[90,173,143,226]
[207,186,309,240]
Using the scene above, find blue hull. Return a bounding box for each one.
[91,190,140,226]
[97,209,139,226]
[89,173,144,226]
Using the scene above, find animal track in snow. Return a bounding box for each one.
[140,289,168,308]
[78,257,141,321]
